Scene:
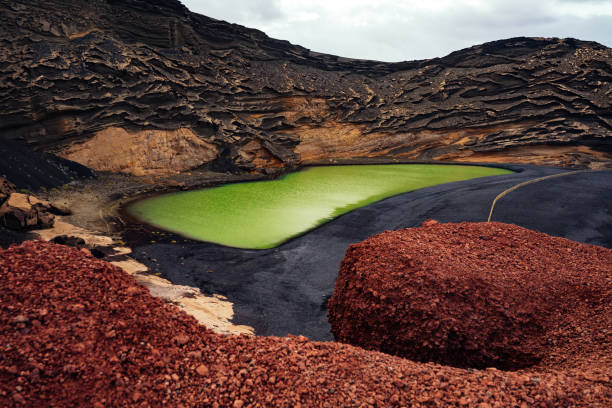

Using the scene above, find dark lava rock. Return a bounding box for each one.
[50,235,86,249]
[328,221,612,371]
[49,236,114,259]
[0,137,94,191]
[0,0,610,174]
[0,177,16,205]
[0,227,34,249]
[89,245,116,259]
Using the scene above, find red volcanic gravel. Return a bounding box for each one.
[329,221,612,374]
[1,239,611,407]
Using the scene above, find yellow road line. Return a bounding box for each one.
[487,170,591,222]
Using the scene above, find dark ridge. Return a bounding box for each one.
[0,136,94,190]
[0,0,610,173]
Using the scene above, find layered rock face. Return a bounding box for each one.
[1,0,611,175]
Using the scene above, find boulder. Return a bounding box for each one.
[48,202,72,216]
[50,235,86,248]
[0,192,55,230]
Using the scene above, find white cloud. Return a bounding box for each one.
[182,0,612,61]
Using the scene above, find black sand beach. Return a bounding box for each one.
[126,165,612,340]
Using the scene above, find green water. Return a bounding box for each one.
[127,164,511,249]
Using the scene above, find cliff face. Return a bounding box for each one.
[1,0,611,175]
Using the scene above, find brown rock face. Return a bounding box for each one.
[1,0,610,174]
[0,178,64,231]
[60,127,219,176]
[328,222,612,371]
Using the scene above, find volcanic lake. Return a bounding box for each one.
[127,164,512,249]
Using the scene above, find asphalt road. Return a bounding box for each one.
[129,164,611,341]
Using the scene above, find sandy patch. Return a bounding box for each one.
[35,217,113,247]
[133,274,253,335]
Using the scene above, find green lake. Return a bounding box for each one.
[127,164,512,249]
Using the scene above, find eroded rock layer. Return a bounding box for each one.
[328,221,612,372]
[1,240,610,406]
[61,127,218,176]
[1,0,611,175]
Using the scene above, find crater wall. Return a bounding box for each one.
[1,0,611,174]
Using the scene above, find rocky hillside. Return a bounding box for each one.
[1,0,611,175]
[2,239,610,406]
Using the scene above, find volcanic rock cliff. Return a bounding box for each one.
[1,0,611,175]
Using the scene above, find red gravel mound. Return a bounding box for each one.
[1,240,611,407]
[329,221,612,373]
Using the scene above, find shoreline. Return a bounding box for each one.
[125,164,608,340]
[117,160,530,249]
[30,160,609,339]
[32,215,254,336]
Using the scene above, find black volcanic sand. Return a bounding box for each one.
[0,228,35,249]
[491,170,612,244]
[125,165,612,340]
[0,136,94,190]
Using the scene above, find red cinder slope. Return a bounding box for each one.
[1,240,610,407]
[329,221,612,374]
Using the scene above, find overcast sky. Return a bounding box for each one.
[181,0,612,62]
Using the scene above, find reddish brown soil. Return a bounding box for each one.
[1,239,610,407]
[329,221,612,374]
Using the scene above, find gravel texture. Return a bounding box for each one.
[1,239,610,407]
[329,221,611,373]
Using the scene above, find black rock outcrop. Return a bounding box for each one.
[1,0,610,174]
